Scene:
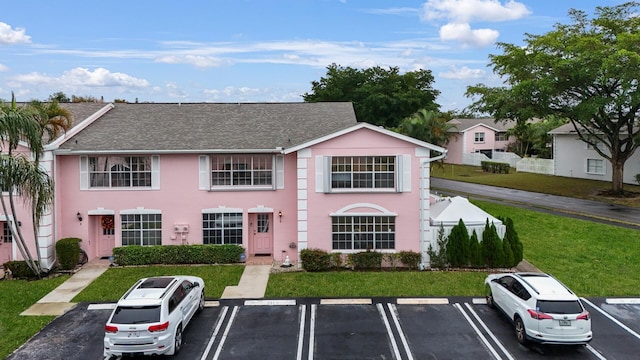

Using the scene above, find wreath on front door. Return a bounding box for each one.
[101,216,114,230]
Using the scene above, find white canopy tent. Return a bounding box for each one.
[429,195,506,242]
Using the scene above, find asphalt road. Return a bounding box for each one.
[431,178,640,230]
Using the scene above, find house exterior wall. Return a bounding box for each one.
[445,125,513,164]
[54,152,300,265]
[553,134,640,184]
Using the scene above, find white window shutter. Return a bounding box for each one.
[401,155,411,192]
[79,156,88,190]
[275,155,284,189]
[315,156,332,193]
[199,155,210,190]
[151,155,160,189]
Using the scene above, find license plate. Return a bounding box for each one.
[559,320,571,326]
[127,331,139,337]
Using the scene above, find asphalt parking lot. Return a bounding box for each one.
[8,297,640,360]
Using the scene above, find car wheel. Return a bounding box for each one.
[173,325,183,355]
[514,316,528,345]
[198,290,205,312]
[486,291,495,309]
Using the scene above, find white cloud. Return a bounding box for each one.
[0,22,31,45]
[439,65,485,79]
[439,23,498,47]
[0,64,8,72]
[155,55,230,68]
[422,0,530,23]
[10,67,149,88]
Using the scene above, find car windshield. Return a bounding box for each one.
[111,305,161,324]
[536,300,583,314]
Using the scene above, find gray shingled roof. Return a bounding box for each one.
[447,118,516,132]
[57,102,357,152]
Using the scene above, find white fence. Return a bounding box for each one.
[461,151,554,175]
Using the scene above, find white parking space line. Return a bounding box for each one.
[205,301,220,307]
[200,305,230,360]
[244,299,296,306]
[309,304,317,360]
[396,298,449,305]
[377,303,402,360]
[387,303,414,360]
[585,344,608,360]
[87,303,115,310]
[472,298,487,305]
[296,305,306,360]
[212,305,240,360]
[605,298,640,305]
[454,303,505,360]
[464,303,515,360]
[582,297,640,341]
[320,298,372,305]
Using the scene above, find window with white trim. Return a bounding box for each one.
[3,222,13,244]
[586,159,605,174]
[89,156,152,188]
[332,216,395,250]
[474,132,485,143]
[202,212,243,245]
[210,155,273,187]
[121,213,162,246]
[331,156,395,190]
[495,132,507,141]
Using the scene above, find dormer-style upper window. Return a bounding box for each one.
[80,155,160,190]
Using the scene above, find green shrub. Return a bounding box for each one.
[480,161,510,174]
[481,220,504,268]
[635,173,640,185]
[427,224,448,269]
[112,244,244,266]
[504,217,524,266]
[384,253,400,269]
[349,251,383,270]
[447,219,470,267]
[2,260,40,279]
[398,251,421,270]
[300,248,331,271]
[329,252,344,269]
[55,237,82,270]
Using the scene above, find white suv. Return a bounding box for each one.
[485,272,592,345]
[103,275,205,358]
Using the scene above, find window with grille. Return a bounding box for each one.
[210,155,273,187]
[474,132,485,143]
[2,222,12,243]
[121,213,162,246]
[332,216,395,250]
[586,159,605,174]
[89,156,152,188]
[202,212,243,245]
[330,156,395,190]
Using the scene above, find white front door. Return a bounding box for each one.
[98,215,116,258]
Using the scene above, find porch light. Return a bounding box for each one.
[76,212,83,222]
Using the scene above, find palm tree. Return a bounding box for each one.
[0,93,55,277]
[395,109,457,148]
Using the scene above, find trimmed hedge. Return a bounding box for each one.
[2,260,40,279]
[112,244,244,266]
[300,248,331,272]
[56,237,82,270]
[480,161,510,174]
[300,249,422,271]
[349,251,383,270]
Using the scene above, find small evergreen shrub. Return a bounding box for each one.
[427,224,448,269]
[398,251,421,270]
[468,230,483,268]
[300,248,331,271]
[56,237,82,270]
[447,219,470,267]
[349,251,383,270]
[2,260,40,279]
[480,161,510,174]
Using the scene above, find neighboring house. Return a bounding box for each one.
[444,118,517,164]
[3,102,455,271]
[549,123,640,184]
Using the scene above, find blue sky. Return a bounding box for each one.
[0,0,624,111]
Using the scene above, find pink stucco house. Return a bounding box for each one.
[3,102,449,270]
[444,118,516,164]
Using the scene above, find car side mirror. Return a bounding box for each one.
[193,282,200,287]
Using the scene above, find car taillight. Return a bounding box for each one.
[577,311,590,320]
[148,321,169,332]
[105,325,118,333]
[527,309,553,320]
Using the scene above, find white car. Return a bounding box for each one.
[485,272,592,345]
[103,275,205,358]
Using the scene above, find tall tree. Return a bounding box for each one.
[303,64,440,128]
[48,92,71,103]
[466,2,640,194]
[395,109,457,148]
[0,94,55,276]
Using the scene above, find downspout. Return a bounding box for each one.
[419,151,447,270]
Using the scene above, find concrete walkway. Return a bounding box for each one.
[21,260,273,316]
[22,259,110,316]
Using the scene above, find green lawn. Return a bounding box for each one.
[431,164,640,208]
[0,275,69,359]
